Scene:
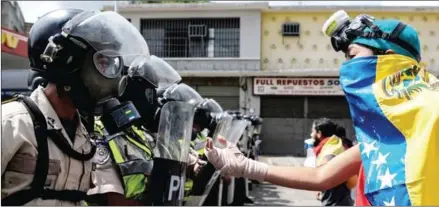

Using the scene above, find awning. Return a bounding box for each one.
[1,27,28,57]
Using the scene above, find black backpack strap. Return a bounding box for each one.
[2,95,94,205]
[2,95,49,206]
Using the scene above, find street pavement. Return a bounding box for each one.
[246,156,321,206]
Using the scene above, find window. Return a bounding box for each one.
[282,23,300,37]
[141,18,240,58]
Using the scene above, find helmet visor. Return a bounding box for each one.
[62,11,150,69]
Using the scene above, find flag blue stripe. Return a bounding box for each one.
[339,56,411,206]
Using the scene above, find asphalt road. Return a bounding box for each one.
[246,156,321,206]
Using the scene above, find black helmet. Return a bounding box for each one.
[28,9,86,83]
[194,99,223,130]
[27,9,150,114]
[250,116,263,126]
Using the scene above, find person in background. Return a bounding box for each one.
[311,118,354,206]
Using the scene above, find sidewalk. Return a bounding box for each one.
[246,156,321,206]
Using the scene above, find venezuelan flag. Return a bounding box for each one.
[339,54,439,206]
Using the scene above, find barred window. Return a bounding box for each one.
[141,18,240,58]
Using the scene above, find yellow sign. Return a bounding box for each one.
[2,32,20,49]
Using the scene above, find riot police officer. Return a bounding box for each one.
[1,9,149,205]
[92,55,183,204]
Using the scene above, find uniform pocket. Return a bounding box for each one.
[3,153,61,189]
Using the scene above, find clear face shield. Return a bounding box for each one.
[58,11,150,106]
[161,83,204,105]
[200,98,223,118]
[128,55,182,90]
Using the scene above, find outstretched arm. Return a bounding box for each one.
[205,137,361,192]
[265,145,361,191]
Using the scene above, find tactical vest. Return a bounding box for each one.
[94,120,154,201]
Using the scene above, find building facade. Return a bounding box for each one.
[1,1,26,34]
[112,3,439,155]
[111,2,265,113]
[257,5,439,155]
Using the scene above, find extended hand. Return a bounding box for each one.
[205,136,268,181]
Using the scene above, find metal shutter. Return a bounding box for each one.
[307,96,351,119]
[260,96,305,118]
[196,86,240,110]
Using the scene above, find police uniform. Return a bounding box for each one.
[1,86,122,205]
[92,119,154,201]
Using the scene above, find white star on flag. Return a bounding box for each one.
[361,140,378,158]
[378,168,397,189]
[371,152,390,169]
[383,196,395,206]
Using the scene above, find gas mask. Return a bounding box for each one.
[121,55,182,133]
[39,11,150,115]
[322,10,421,62]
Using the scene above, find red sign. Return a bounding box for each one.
[253,77,344,96]
[1,27,28,57]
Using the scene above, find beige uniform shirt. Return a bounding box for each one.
[1,86,122,205]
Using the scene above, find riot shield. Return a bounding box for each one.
[225,119,249,146]
[221,118,249,205]
[211,113,234,148]
[185,112,234,206]
[147,101,196,206]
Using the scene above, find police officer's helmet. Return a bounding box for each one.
[28,9,86,83]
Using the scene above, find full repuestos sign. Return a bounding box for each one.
[253,77,344,96]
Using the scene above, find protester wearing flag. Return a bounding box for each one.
[204,10,439,206]
[311,118,354,206]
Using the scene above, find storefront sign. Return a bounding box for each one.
[253,77,344,96]
[1,28,28,57]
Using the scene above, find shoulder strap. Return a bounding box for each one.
[48,129,96,161]
[2,95,50,206]
[2,95,95,205]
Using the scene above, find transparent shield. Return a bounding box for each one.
[62,11,150,67]
[225,119,248,145]
[212,113,234,148]
[128,55,181,90]
[155,101,197,162]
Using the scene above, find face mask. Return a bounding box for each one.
[338,54,439,205]
[338,54,426,132]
